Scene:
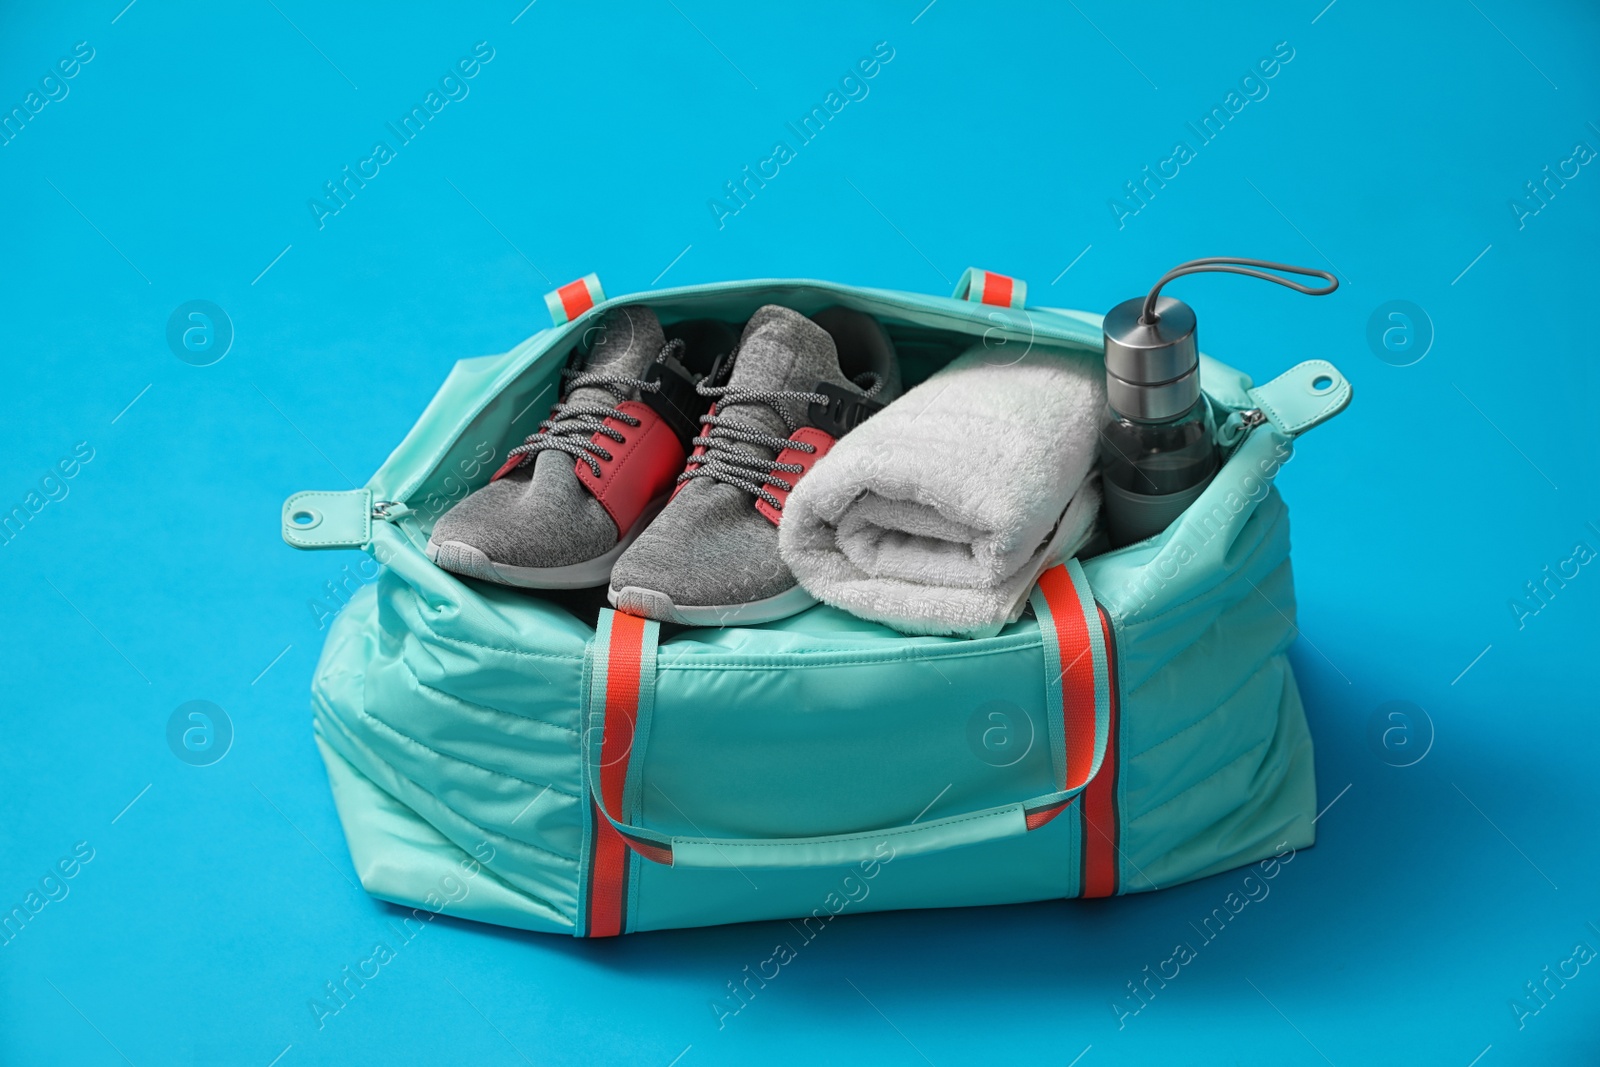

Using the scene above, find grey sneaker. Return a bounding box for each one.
[608,304,900,625]
[427,306,736,589]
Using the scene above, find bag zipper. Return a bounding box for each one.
[380,281,1107,509]
[1217,406,1267,458]
[375,280,1266,519]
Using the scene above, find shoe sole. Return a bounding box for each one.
[426,499,666,591]
[607,582,817,626]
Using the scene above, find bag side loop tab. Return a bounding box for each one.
[1248,359,1352,437]
[544,274,605,326]
[282,489,372,549]
[953,268,1026,309]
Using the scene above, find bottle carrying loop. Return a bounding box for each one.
[1139,257,1338,325]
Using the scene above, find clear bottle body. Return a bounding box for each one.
[1099,398,1219,547]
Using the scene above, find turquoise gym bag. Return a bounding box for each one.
[282,268,1351,937]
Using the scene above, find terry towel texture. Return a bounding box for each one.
[779,343,1105,637]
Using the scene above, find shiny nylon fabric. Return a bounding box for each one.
[307,280,1319,936]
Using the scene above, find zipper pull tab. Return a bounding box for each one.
[372,500,410,522]
[1218,407,1266,451]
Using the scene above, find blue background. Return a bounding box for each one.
[2,1,1596,1063]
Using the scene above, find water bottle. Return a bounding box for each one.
[1099,257,1338,547]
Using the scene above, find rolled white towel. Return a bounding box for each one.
[779,343,1104,637]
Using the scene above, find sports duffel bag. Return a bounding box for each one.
[281,268,1350,937]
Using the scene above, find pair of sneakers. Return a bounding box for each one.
[427,303,901,625]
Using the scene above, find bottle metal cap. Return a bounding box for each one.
[1102,295,1200,421]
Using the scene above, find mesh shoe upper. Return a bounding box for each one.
[430,306,665,570]
[610,305,899,609]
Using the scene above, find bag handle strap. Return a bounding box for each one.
[582,560,1112,872]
